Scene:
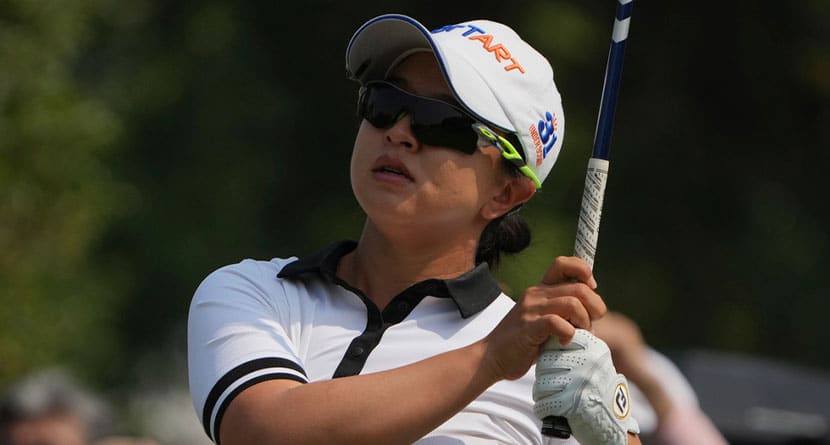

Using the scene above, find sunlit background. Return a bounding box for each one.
[1,0,828,443]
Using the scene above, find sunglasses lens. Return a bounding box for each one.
[414,116,478,154]
[358,82,477,154]
[359,86,400,128]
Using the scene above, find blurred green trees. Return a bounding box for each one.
[0,0,127,385]
[0,0,827,390]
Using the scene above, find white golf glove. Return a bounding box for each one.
[533,329,639,445]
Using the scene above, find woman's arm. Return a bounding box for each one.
[221,340,498,445]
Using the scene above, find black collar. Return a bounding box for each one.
[277,241,502,318]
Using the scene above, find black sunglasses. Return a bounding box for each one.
[357,81,479,154]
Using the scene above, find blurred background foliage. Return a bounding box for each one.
[0,0,828,434]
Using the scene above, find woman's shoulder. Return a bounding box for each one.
[488,292,520,313]
[191,256,303,306]
[201,256,298,284]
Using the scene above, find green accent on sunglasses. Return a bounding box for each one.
[473,124,541,189]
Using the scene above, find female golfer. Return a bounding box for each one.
[189,14,640,445]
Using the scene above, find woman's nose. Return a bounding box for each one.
[384,113,420,152]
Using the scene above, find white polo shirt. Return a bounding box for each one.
[188,241,577,444]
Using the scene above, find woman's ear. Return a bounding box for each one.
[481,176,536,221]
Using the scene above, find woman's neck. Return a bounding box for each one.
[337,221,481,310]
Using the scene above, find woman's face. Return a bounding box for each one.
[350,52,513,239]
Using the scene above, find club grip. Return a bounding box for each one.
[542,415,572,438]
[573,158,609,268]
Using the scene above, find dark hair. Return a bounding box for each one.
[474,156,532,268]
[475,211,531,268]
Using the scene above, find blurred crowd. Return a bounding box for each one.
[0,368,207,445]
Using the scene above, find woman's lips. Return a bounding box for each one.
[371,155,414,182]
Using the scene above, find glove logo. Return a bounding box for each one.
[613,383,630,419]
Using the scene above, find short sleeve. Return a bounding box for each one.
[187,258,307,443]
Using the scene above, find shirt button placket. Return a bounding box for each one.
[397,301,411,314]
[350,344,365,357]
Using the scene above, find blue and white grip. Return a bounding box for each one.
[575,0,631,267]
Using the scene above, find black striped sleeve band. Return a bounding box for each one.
[202,357,308,443]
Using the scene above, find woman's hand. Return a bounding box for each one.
[482,256,608,381]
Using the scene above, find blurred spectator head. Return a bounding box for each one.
[0,368,112,445]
